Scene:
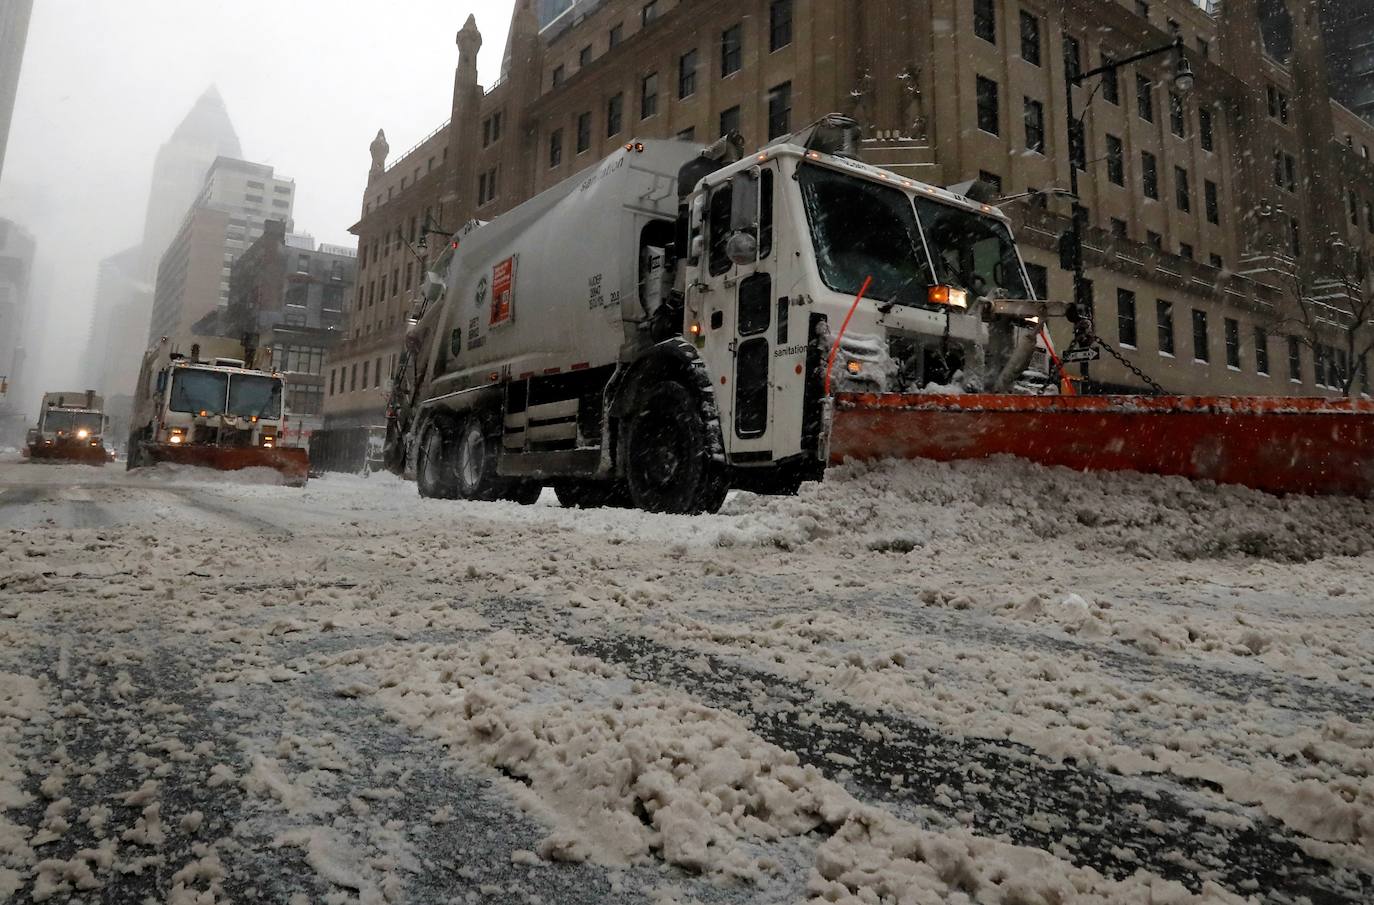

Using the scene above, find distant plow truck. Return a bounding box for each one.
[126,336,309,486]
[25,390,111,465]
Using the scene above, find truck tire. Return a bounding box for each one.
[624,380,727,515]
[453,414,504,501]
[416,421,459,499]
[553,480,629,509]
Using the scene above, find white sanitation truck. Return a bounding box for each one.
[26,390,111,464]
[126,336,309,485]
[388,115,1040,513]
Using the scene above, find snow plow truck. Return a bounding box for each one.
[25,390,111,464]
[386,115,1373,513]
[126,336,309,486]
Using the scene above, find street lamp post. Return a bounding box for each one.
[1060,36,1194,384]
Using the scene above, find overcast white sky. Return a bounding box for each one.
[0,0,516,399]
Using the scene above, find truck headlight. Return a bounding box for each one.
[77,429,90,439]
[169,433,183,445]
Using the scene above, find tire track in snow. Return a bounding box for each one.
[562,632,1371,904]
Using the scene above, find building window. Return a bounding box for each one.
[719,105,741,137]
[1025,262,1048,299]
[1136,75,1154,122]
[1147,230,1163,250]
[375,357,383,389]
[721,24,742,77]
[1101,56,1120,105]
[976,76,1000,135]
[1174,167,1190,212]
[1350,191,1360,227]
[609,23,623,48]
[1192,309,1209,362]
[1136,0,1150,20]
[576,111,592,152]
[1063,34,1081,80]
[552,64,565,89]
[1111,218,1128,238]
[329,369,336,396]
[1254,327,1269,375]
[1199,107,1214,151]
[1288,336,1302,381]
[1157,300,1175,355]
[1169,92,1186,137]
[641,72,658,119]
[1205,180,1220,225]
[679,49,698,98]
[1179,242,1194,260]
[1224,318,1241,368]
[1142,151,1159,199]
[1209,253,1223,269]
[677,126,697,142]
[606,93,623,136]
[1267,85,1289,124]
[579,45,592,67]
[770,0,793,52]
[1020,12,1041,66]
[549,129,563,168]
[974,0,996,44]
[977,170,1003,194]
[1288,215,1301,257]
[1105,134,1124,185]
[641,1,658,26]
[1117,289,1138,347]
[1024,98,1045,153]
[767,82,792,139]
[350,363,358,391]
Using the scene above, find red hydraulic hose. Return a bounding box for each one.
[824,275,875,397]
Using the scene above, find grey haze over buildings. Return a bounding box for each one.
[0,0,515,415]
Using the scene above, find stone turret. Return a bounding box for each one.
[502,0,545,201]
[368,129,389,184]
[444,15,484,214]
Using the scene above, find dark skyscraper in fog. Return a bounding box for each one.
[1324,0,1374,123]
[0,0,34,182]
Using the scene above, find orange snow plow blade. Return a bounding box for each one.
[27,444,109,465]
[830,393,1374,498]
[142,444,310,487]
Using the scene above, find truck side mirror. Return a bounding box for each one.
[730,171,759,232]
[156,370,167,393]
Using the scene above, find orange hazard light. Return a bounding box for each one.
[928,285,969,309]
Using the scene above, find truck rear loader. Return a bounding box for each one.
[126,336,309,486]
[387,115,1373,511]
[26,390,110,465]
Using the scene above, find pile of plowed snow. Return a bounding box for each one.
[720,457,1374,563]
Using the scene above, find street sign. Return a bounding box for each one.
[1061,346,1101,364]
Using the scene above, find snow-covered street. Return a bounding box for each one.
[1,456,1372,904]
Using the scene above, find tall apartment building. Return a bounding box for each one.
[0,0,33,182]
[0,218,36,438]
[82,87,243,405]
[323,0,1374,437]
[147,156,295,341]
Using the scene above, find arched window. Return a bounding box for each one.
[1258,0,1295,65]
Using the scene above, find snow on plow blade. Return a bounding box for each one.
[27,444,108,465]
[830,393,1374,498]
[143,444,310,487]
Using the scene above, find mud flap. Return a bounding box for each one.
[829,393,1374,498]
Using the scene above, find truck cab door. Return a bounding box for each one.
[699,167,780,463]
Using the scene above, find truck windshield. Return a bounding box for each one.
[227,375,284,419]
[41,411,102,434]
[914,198,1030,300]
[169,369,228,415]
[797,163,933,308]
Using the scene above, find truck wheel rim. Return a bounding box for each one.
[460,424,484,488]
[636,412,686,489]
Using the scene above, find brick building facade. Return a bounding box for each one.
[323,0,1374,436]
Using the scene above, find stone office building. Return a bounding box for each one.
[322,0,1374,444]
